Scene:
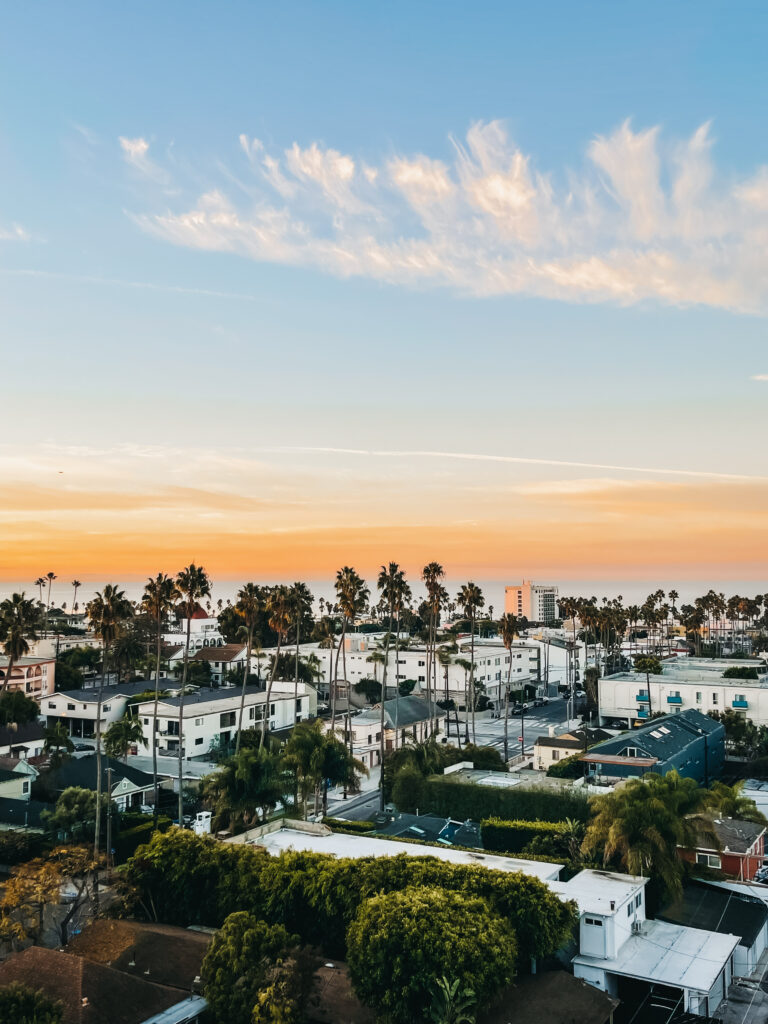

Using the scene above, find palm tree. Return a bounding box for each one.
[44,571,56,637]
[498,613,519,762]
[260,586,291,750]
[422,563,445,736]
[366,649,386,684]
[288,582,314,724]
[377,563,407,809]
[86,584,133,858]
[0,593,40,693]
[43,721,75,769]
[142,573,180,826]
[71,580,82,617]
[456,583,484,744]
[707,781,767,825]
[175,564,211,822]
[104,715,146,761]
[332,567,369,731]
[201,746,288,830]
[233,583,264,755]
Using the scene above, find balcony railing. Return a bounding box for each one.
[732,700,748,709]
[635,694,650,703]
[636,709,649,719]
[666,696,682,704]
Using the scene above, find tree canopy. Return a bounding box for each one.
[0,982,63,1024]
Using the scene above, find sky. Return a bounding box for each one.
[1,1,767,604]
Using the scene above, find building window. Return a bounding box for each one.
[696,852,721,869]
[584,917,603,927]
[143,718,149,725]
[625,747,638,758]
[48,701,55,708]
[103,705,111,712]
[67,703,75,711]
[635,894,642,908]
[712,694,718,705]
[195,737,203,745]
[695,692,702,703]
[735,694,745,703]
[627,903,632,916]
[270,704,275,716]
[195,718,203,726]
[552,750,560,761]
[22,781,29,794]
[219,712,236,728]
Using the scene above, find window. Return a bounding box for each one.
[67,703,75,711]
[696,692,702,703]
[696,852,721,869]
[22,781,29,794]
[103,705,111,712]
[584,917,603,927]
[624,747,638,758]
[270,704,275,716]
[635,893,642,908]
[195,737,203,745]
[552,750,560,761]
[295,699,302,711]
[47,701,55,708]
[659,726,670,735]
[143,718,149,725]
[712,694,719,705]
[195,718,203,726]
[735,694,745,703]
[418,675,425,683]
[418,660,425,667]
[219,711,236,728]
[627,903,632,917]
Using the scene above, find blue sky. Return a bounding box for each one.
[0,1,766,588]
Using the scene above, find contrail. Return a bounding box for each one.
[267,446,765,482]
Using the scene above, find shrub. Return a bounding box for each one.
[392,765,425,813]
[347,886,516,1024]
[0,982,62,1023]
[124,830,577,964]
[723,666,759,680]
[114,816,172,863]
[546,753,585,779]
[0,830,48,865]
[418,777,589,823]
[322,817,376,834]
[481,818,569,855]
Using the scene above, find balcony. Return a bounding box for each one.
[636,710,649,719]
[635,694,650,703]
[732,700,748,709]
[666,696,682,705]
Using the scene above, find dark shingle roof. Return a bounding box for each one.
[47,754,155,793]
[52,680,154,702]
[368,696,446,728]
[660,881,768,947]
[708,817,766,854]
[0,796,52,828]
[0,946,187,1024]
[586,708,722,762]
[0,721,45,747]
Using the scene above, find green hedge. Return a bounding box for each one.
[115,816,172,862]
[546,753,585,779]
[481,818,569,855]
[418,777,589,823]
[124,829,577,965]
[323,818,376,834]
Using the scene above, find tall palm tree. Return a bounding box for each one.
[456,582,484,744]
[422,563,445,736]
[175,564,211,822]
[44,571,56,637]
[86,584,133,858]
[498,613,519,762]
[71,580,82,618]
[260,586,292,750]
[104,715,146,762]
[234,583,264,755]
[288,582,314,723]
[34,577,46,609]
[141,573,180,826]
[377,563,407,809]
[707,781,767,825]
[0,593,40,694]
[331,567,369,731]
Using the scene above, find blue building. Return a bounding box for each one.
[581,708,724,785]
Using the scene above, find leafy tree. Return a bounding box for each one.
[202,911,298,1024]
[41,786,115,842]
[43,723,74,768]
[723,666,759,679]
[346,887,516,1024]
[392,764,425,813]
[53,660,84,690]
[0,854,60,946]
[398,678,416,696]
[0,982,63,1024]
[353,677,382,704]
[0,690,40,727]
[104,715,146,761]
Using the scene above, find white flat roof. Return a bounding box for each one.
[573,919,739,994]
[252,827,563,881]
[550,869,647,915]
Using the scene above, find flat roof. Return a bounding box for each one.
[573,919,739,994]
[251,827,563,881]
[550,869,647,916]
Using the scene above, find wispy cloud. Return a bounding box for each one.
[128,119,768,313]
[0,224,28,241]
[119,136,168,184]
[752,374,768,381]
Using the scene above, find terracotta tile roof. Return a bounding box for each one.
[66,920,211,992]
[192,644,246,664]
[0,946,185,1024]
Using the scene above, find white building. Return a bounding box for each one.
[0,656,56,699]
[136,682,317,758]
[44,681,157,738]
[163,607,225,652]
[598,657,768,729]
[191,643,249,685]
[524,634,587,692]
[505,580,559,623]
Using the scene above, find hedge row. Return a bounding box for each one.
[114,816,172,862]
[481,818,569,855]
[418,777,589,823]
[323,818,376,834]
[124,829,577,965]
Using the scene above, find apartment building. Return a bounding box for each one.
[0,656,55,699]
[505,580,559,623]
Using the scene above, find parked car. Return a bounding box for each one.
[533,696,549,707]
[511,701,534,715]
[74,742,94,752]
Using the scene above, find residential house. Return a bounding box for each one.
[597,657,768,729]
[0,946,206,1024]
[191,643,248,685]
[0,720,45,759]
[580,708,724,785]
[44,681,160,739]
[660,880,768,977]
[136,682,316,759]
[0,655,55,698]
[46,754,160,812]
[679,816,767,881]
[332,697,445,768]
[164,604,225,652]
[0,758,38,801]
[534,727,612,771]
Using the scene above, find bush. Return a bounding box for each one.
[124,829,577,964]
[114,816,172,863]
[0,982,62,1023]
[347,887,516,1024]
[418,777,589,823]
[392,765,425,813]
[481,818,569,855]
[723,666,759,680]
[0,830,48,865]
[322,818,376,834]
[546,753,585,779]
